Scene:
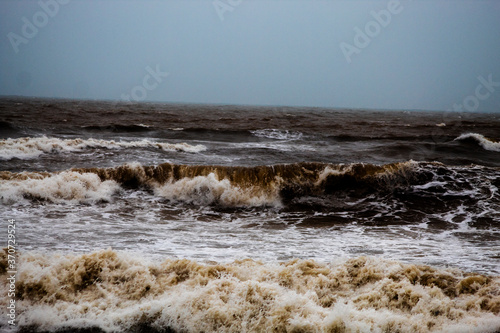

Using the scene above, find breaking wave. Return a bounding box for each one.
[1,249,499,332]
[455,133,500,152]
[0,161,418,206]
[0,171,120,204]
[2,161,498,215]
[153,172,280,207]
[0,136,207,160]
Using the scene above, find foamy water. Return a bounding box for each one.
[1,250,499,332]
[0,136,206,160]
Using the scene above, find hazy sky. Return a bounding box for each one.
[1,0,499,112]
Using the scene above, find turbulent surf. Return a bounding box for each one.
[1,97,499,332]
[1,249,500,333]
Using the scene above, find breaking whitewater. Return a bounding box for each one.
[1,98,499,332]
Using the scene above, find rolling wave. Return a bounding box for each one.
[0,161,418,206]
[0,136,207,160]
[2,249,499,332]
[0,171,120,204]
[2,161,498,213]
[455,133,500,152]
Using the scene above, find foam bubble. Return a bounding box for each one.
[0,136,207,160]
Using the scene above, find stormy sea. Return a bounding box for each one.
[1,97,500,332]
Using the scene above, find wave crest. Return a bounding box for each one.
[0,136,207,160]
[154,172,281,207]
[0,161,419,206]
[455,133,500,152]
[0,171,120,204]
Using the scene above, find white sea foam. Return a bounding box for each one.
[2,250,499,333]
[0,136,207,160]
[153,172,280,207]
[315,161,417,187]
[315,165,351,185]
[455,133,500,152]
[0,171,120,204]
[230,141,316,152]
[251,129,303,140]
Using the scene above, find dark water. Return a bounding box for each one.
[1,97,500,332]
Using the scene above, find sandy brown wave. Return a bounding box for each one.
[0,161,418,206]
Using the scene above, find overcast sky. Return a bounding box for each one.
[1,0,499,112]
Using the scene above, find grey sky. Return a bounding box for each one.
[1,0,499,112]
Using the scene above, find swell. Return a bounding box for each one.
[0,121,18,133]
[1,249,499,333]
[0,121,25,140]
[81,124,155,132]
[0,136,206,160]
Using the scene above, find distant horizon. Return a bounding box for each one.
[1,94,499,115]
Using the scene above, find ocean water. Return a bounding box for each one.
[1,97,500,332]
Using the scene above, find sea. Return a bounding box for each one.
[1,97,499,332]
